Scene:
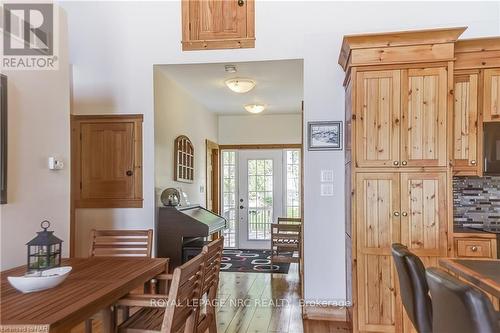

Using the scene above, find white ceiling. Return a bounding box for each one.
[157,59,304,115]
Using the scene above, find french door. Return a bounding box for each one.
[237,150,283,249]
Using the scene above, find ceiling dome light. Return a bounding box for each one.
[244,104,265,114]
[225,78,256,93]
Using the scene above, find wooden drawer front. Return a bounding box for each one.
[456,239,492,258]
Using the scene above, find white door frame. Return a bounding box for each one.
[237,150,283,249]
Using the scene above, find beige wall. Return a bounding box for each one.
[218,114,302,145]
[0,11,70,270]
[154,68,218,206]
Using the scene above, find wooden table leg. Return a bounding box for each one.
[100,307,115,333]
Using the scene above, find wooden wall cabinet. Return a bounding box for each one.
[452,38,500,176]
[71,115,143,208]
[355,67,448,168]
[181,0,255,51]
[452,71,482,175]
[339,27,465,333]
[484,68,500,122]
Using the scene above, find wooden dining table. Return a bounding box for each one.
[439,258,500,298]
[0,257,168,333]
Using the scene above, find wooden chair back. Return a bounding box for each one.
[271,223,301,265]
[196,237,224,333]
[161,253,205,333]
[89,229,153,258]
[277,217,302,225]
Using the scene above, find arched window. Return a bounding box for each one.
[174,135,194,183]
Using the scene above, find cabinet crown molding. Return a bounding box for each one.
[338,26,467,71]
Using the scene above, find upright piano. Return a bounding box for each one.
[156,205,227,269]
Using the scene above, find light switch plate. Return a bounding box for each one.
[320,183,334,196]
[321,169,334,182]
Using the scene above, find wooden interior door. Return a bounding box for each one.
[206,140,220,214]
[356,173,401,333]
[189,0,248,41]
[401,68,448,167]
[399,172,447,258]
[484,68,500,122]
[453,72,481,173]
[355,70,401,168]
[81,122,135,200]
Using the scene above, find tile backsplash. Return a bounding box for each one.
[453,176,500,228]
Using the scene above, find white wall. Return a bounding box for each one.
[0,10,70,270]
[218,114,301,145]
[154,68,218,206]
[60,0,500,302]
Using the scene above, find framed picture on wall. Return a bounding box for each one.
[0,74,7,204]
[308,121,343,151]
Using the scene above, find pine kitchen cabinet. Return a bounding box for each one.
[181,0,255,51]
[452,37,500,176]
[339,27,465,333]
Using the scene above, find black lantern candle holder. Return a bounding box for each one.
[26,221,63,272]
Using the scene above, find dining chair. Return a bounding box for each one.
[270,223,301,274]
[391,243,432,333]
[116,252,206,333]
[426,267,500,333]
[197,237,224,333]
[88,229,153,258]
[86,229,154,333]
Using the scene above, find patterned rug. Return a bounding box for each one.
[220,249,291,274]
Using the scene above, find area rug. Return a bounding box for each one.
[220,249,291,274]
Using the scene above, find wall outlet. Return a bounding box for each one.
[320,183,334,196]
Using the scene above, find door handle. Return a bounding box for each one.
[393,211,400,217]
[238,0,245,6]
[126,170,133,176]
[401,212,408,217]
[239,205,245,209]
[393,161,399,166]
[401,161,408,166]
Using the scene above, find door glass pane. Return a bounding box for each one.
[285,150,301,218]
[221,151,237,248]
[247,159,273,240]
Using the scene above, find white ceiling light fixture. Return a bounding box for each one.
[244,104,265,114]
[225,78,256,94]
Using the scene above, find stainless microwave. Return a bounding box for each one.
[484,123,500,175]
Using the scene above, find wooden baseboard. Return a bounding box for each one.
[302,304,351,324]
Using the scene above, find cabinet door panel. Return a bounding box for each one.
[453,73,480,172]
[190,0,247,40]
[484,69,500,122]
[356,173,400,332]
[400,172,447,257]
[402,68,448,167]
[81,123,135,199]
[356,70,401,167]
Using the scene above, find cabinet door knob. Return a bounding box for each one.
[402,212,408,217]
[471,246,478,252]
[471,160,477,165]
[393,211,400,217]
[126,170,133,176]
[238,0,245,6]
[401,161,408,166]
[393,161,399,166]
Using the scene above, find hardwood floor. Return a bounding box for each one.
[71,263,349,333]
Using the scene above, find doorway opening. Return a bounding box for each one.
[221,148,301,249]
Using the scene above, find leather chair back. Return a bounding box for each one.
[391,243,432,333]
[426,267,499,333]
